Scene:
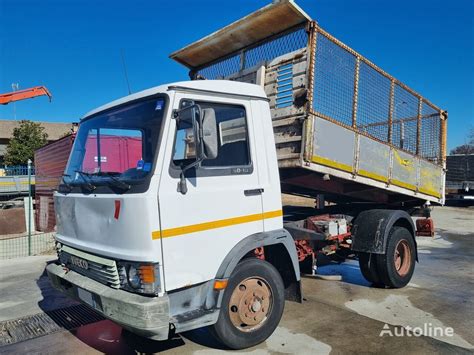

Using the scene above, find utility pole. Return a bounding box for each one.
[27,159,32,255]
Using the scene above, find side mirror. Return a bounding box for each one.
[173,104,219,195]
[173,102,199,195]
[201,108,218,160]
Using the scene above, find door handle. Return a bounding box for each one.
[244,188,264,196]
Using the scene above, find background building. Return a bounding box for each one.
[0,119,74,164]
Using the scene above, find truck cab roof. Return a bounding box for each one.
[82,80,267,120]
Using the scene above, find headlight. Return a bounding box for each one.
[119,262,161,295]
[127,265,141,289]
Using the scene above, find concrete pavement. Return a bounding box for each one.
[0,255,76,322]
[0,207,473,354]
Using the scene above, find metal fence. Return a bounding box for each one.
[0,164,35,199]
[0,161,49,259]
[0,232,56,259]
[1,165,36,176]
[192,23,446,166]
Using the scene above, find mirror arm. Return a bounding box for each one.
[177,157,203,195]
[173,102,197,121]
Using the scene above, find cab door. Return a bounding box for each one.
[157,92,264,291]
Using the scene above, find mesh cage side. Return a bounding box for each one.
[313,33,355,127]
[311,26,444,165]
[197,54,241,80]
[244,27,307,69]
[391,84,419,154]
[420,102,441,163]
[356,62,391,142]
[195,26,308,80]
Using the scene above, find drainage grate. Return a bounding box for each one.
[0,304,104,346]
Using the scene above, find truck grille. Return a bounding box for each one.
[59,245,121,289]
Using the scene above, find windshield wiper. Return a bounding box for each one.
[74,170,96,191]
[94,171,131,190]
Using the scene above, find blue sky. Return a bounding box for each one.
[0,0,472,151]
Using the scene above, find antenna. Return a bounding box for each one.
[11,83,19,120]
[120,49,132,95]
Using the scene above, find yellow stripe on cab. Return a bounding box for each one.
[152,209,283,240]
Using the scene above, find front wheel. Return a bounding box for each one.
[210,258,285,350]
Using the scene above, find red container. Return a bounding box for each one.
[34,134,75,232]
[82,136,142,173]
[34,134,142,232]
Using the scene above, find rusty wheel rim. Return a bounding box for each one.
[228,277,273,332]
[394,239,411,277]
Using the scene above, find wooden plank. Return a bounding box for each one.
[275,135,302,144]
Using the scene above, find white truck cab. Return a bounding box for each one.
[47,81,299,348]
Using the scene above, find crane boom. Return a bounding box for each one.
[0,86,52,105]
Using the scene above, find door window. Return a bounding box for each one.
[172,101,251,174]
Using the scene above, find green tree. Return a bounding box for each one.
[4,120,48,165]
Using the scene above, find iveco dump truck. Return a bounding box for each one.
[47,1,447,349]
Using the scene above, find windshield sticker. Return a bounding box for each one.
[143,162,151,172]
[155,99,164,111]
[94,156,107,163]
[136,159,144,170]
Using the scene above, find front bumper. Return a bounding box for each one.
[46,262,170,340]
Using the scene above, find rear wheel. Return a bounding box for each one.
[210,258,285,349]
[376,226,416,288]
[358,252,384,287]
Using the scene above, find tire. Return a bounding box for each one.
[376,226,416,288]
[210,258,285,350]
[358,252,384,287]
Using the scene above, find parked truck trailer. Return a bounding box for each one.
[47,1,447,349]
[445,154,473,204]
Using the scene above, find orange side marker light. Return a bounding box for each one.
[213,279,228,290]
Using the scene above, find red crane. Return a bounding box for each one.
[0,86,52,105]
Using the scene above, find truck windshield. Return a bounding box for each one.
[63,96,166,191]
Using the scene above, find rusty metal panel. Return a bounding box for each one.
[170,1,310,69]
[312,117,355,173]
[34,134,74,232]
[357,135,390,183]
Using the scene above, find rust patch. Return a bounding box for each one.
[170,1,310,68]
